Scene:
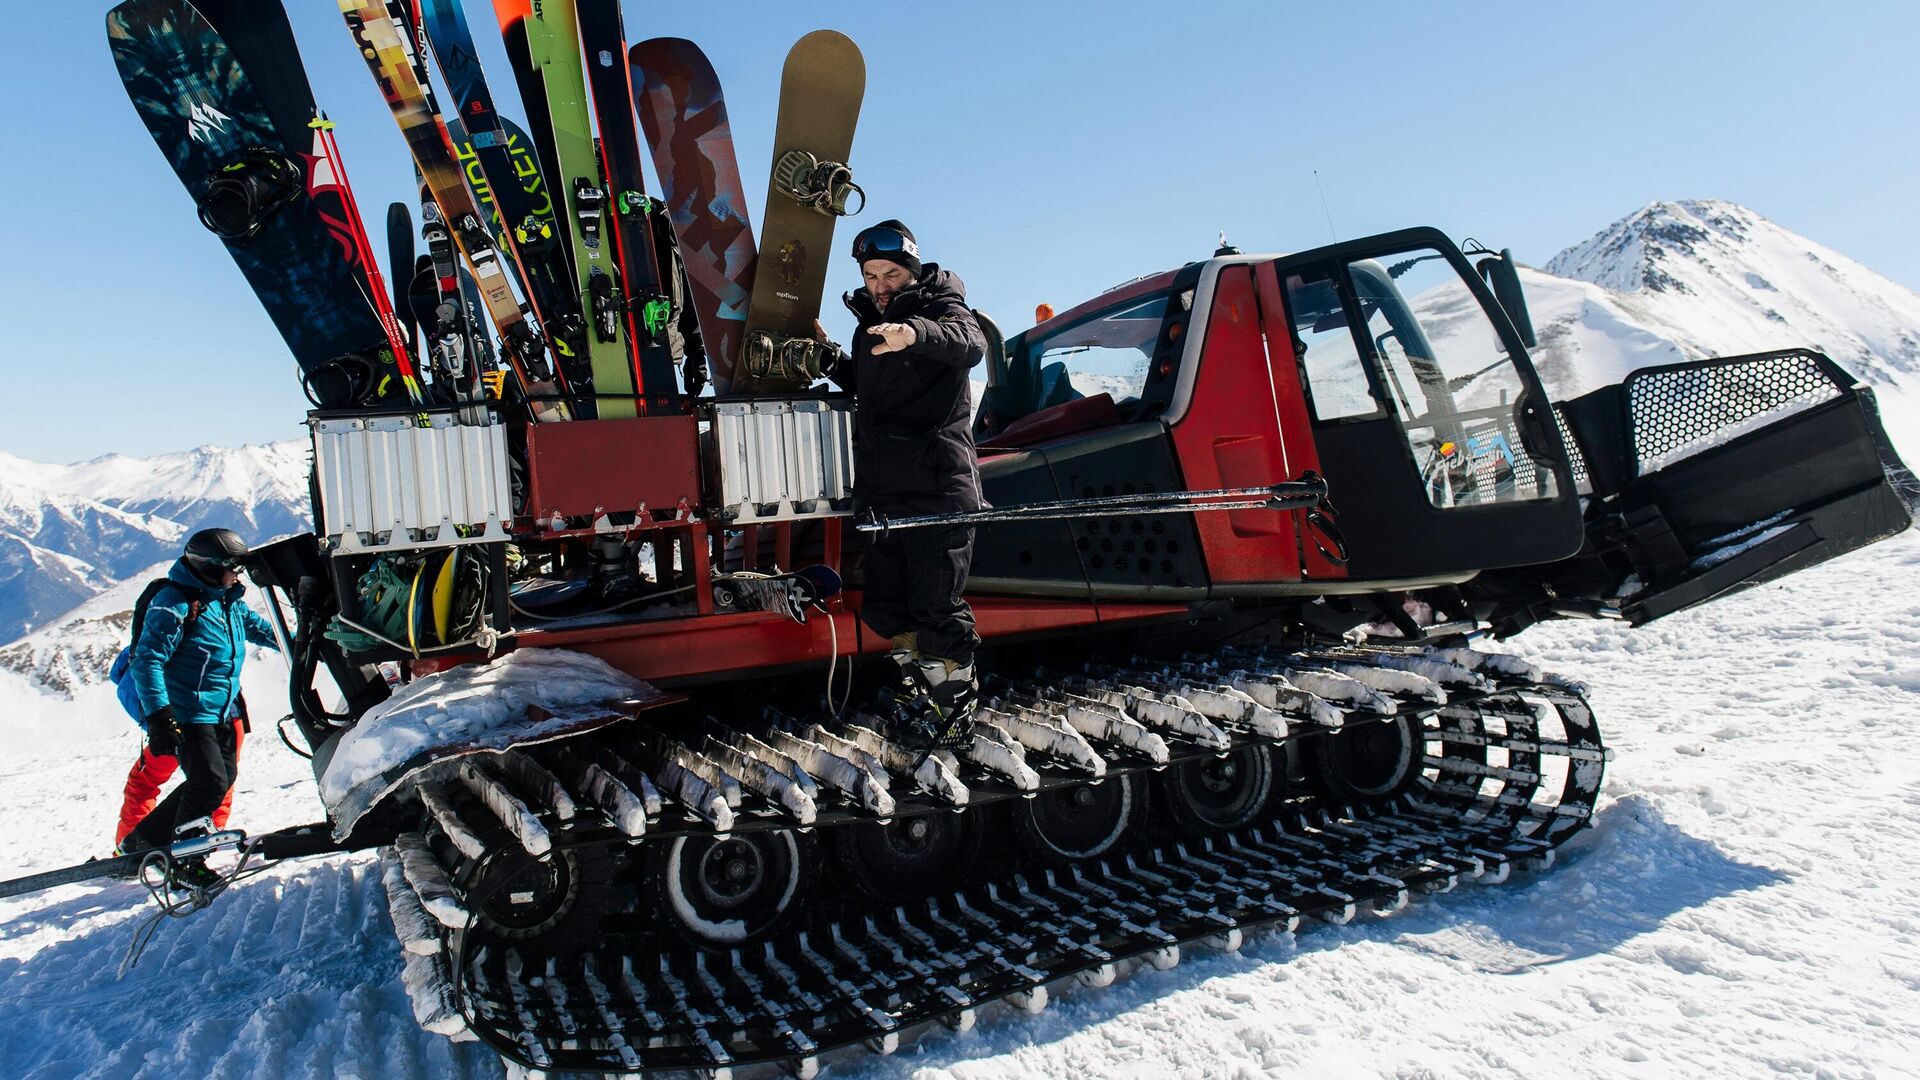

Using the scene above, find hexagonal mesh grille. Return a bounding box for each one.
[1551,405,1591,494]
[1626,353,1843,475]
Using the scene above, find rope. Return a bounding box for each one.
[119,840,271,978]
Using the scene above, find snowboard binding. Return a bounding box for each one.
[741,330,838,384]
[198,147,304,241]
[302,352,377,409]
[773,149,865,217]
[712,565,842,624]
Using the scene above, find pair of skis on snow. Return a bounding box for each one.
[109,0,869,417]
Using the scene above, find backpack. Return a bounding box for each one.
[109,578,204,725]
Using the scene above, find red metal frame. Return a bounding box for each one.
[522,414,702,525]
[1032,269,1183,337]
[412,592,1177,685]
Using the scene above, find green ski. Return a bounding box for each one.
[518,0,636,417]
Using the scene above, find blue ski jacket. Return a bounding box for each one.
[129,558,279,726]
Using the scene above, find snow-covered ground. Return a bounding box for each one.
[2,520,1915,1078]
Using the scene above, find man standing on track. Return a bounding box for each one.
[817,219,986,749]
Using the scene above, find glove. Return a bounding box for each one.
[145,705,180,757]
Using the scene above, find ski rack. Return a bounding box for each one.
[310,406,513,554]
[707,395,856,525]
[379,648,1606,1075]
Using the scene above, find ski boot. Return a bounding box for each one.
[885,645,979,759]
[590,533,640,605]
[168,858,223,892]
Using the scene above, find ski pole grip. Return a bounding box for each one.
[1264,471,1331,510]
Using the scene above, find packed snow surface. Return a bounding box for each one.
[0,524,1914,1078]
[319,649,669,837]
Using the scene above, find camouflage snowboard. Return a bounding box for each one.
[631,36,757,394]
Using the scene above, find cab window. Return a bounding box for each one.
[984,286,1191,429]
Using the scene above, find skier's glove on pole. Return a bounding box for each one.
[145,706,180,757]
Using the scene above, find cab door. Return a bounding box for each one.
[1275,228,1583,581]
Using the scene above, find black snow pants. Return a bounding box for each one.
[859,524,980,666]
[127,719,238,850]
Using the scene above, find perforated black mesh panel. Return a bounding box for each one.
[1551,405,1591,493]
[1625,352,1844,475]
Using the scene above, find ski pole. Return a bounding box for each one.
[853,475,1331,534]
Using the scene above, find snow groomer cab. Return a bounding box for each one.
[968,227,1914,636]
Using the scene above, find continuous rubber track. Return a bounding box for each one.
[377,644,1608,1076]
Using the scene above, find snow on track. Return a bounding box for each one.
[2,529,1917,1079]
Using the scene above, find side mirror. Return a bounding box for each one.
[1476,250,1538,350]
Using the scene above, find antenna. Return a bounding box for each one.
[1312,170,1338,243]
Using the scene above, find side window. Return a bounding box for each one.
[1342,248,1558,508]
[1350,261,1453,423]
[1285,269,1380,421]
[1030,294,1171,407]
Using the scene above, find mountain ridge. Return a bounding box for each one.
[0,440,309,642]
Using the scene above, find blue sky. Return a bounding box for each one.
[6,1,1916,462]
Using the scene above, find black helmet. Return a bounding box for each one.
[183,528,251,579]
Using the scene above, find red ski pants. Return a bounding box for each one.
[114,715,245,846]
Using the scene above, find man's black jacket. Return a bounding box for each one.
[830,264,986,515]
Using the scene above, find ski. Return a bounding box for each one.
[386,200,417,348]
[416,179,489,411]
[496,0,637,417]
[740,30,866,395]
[340,0,570,421]
[309,112,417,397]
[0,830,247,901]
[423,0,595,405]
[108,0,419,408]
[632,37,756,394]
[575,0,680,413]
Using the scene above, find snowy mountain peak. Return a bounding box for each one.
[0,441,309,644]
[1545,200,1920,390]
[1547,199,1753,296]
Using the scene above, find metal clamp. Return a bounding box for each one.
[742,331,838,383]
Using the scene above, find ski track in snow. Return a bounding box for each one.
[2,529,1917,1079]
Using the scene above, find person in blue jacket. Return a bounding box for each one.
[119,529,279,881]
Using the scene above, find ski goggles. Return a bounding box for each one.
[851,225,918,263]
[188,553,249,574]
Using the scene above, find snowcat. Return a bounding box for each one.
[230,227,1914,1075]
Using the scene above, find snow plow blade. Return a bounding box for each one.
[1554,349,1914,625]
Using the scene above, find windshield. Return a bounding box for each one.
[982,286,1190,430]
